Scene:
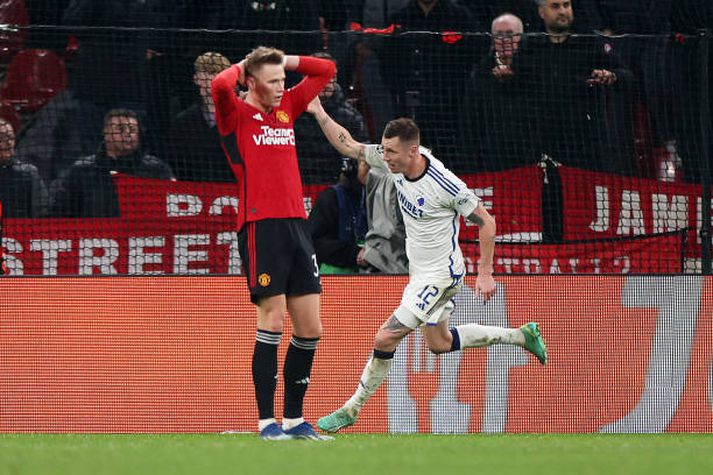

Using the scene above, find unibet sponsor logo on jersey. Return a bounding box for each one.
[397,190,424,218]
[252,125,295,146]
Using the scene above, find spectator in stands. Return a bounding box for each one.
[458,13,539,171]
[511,0,633,173]
[14,90,84,184]
[490,0,603,32]
[379,0,480,163]
[0,118,49,218]
[50,109,174,218]
[309,157,369,274]
[295,52,368,183]
[166,52,235,182]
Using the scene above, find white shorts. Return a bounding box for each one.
[394,278,462,329]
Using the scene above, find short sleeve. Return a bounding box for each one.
[363,144,388,172]
[452,180,480,218]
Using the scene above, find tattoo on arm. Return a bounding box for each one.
[383,315,408,332]
[467,212,484,226]
[338,132,347,144]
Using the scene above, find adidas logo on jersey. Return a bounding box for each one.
[252,113,263,121]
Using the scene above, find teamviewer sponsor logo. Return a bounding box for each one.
[252,125,295,146]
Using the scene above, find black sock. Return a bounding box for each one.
[283,335,319,419]
[253,329,281,420]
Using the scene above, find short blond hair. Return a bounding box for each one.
[244,46,285,77]
[194,52,231,75]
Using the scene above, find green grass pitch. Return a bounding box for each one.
[1,433,711,475]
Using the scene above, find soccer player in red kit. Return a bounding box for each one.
[212,46,335,440]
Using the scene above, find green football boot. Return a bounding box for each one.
[520,322,547,365]
[317,407,358,433]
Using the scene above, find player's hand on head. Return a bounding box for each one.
[475,274,496,304]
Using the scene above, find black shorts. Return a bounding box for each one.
[238,218,322,304]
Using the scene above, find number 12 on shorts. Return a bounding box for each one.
[416,285,439,311]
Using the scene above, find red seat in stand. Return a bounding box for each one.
[0,0,29,64]
[0,48,67,113]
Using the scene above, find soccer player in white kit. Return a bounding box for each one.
[306,98,547,433]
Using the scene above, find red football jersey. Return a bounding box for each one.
[212,57,335,230]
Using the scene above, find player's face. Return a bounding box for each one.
[248,63,286,110]
[381,136,418,174]
[539,0,573,33]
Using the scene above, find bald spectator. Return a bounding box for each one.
[458,14,539,171]
[510,0,634,173]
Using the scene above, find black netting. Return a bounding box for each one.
[0,1,712,275]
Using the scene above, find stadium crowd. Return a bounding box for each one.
[0,0,711,220]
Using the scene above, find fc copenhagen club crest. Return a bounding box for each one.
[276,110,290,123]
[258,273,271,287]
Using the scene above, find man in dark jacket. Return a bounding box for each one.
[50,109,174,217]
[512,0,633,173]
[458,13,540,171]
[295,52,368,183]
[309,157,369,274]
[166,51,235,182]
[0,118,49,218]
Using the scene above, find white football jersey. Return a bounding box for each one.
[363,144,480,281]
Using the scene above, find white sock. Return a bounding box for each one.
[282,417,304,431]
[258,418,277,432]
[454,324,525,349]
[344,355,393,415]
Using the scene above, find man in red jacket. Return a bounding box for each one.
[212,46,335,440]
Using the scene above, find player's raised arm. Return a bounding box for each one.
[211,58,246,136]
[307,96,366,161]
[466,204,497,302]
[288,55,336,113]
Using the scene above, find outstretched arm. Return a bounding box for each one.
[307,96,367,161]
[466,204,497,303]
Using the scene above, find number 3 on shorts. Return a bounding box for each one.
[311,254,319,277]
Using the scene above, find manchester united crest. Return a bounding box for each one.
[258,273,271,287]
[276,110,290,123]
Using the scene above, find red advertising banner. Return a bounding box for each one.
[0,276,710,433]
[459,165,543,242]
[1,169,542,276]
[461,232,684,274]
[558,166,711,257]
